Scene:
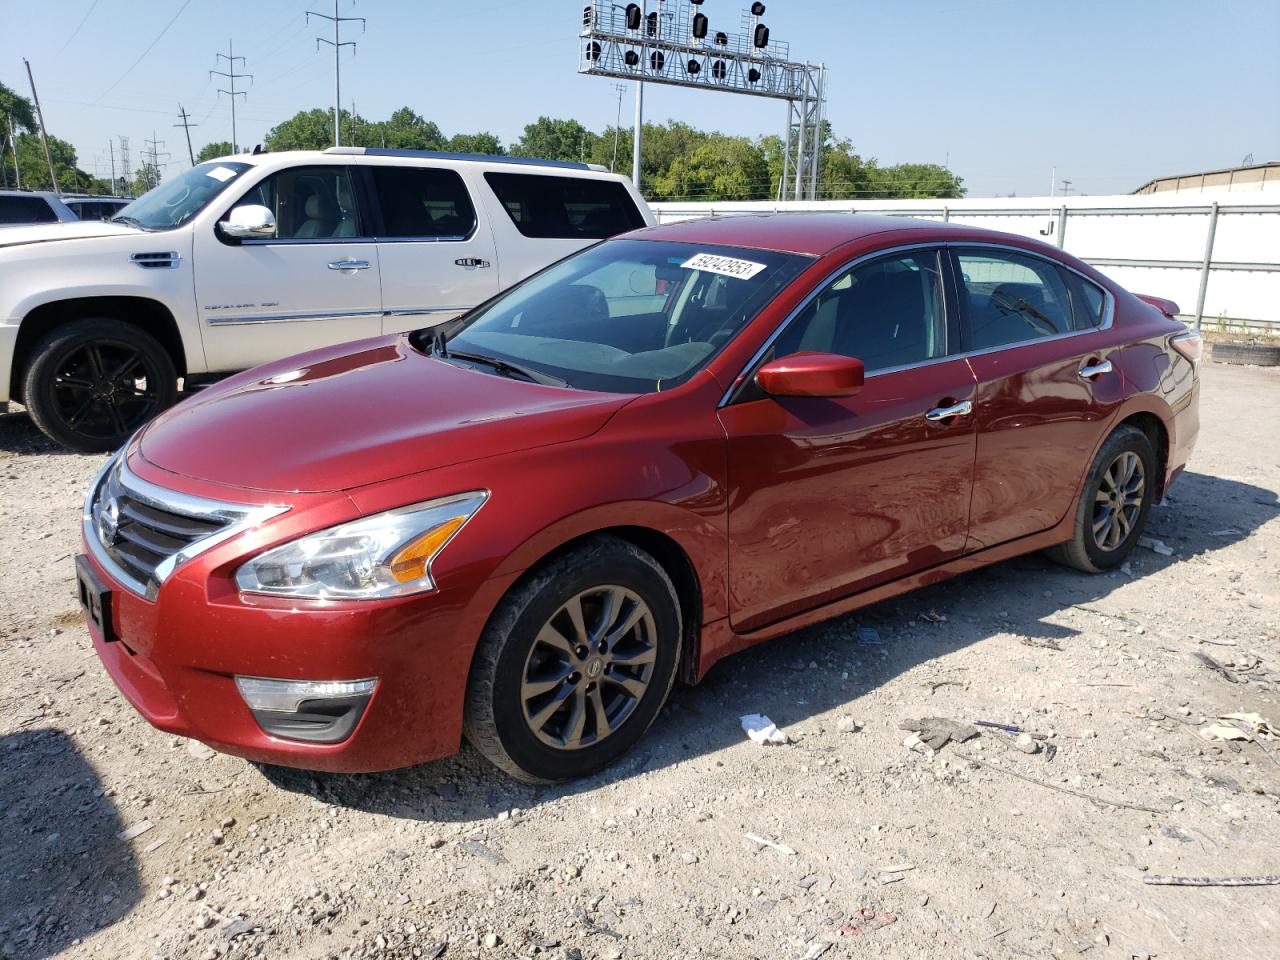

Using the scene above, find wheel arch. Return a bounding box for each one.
[1115,410,1170,499]
[11,296,186,404]
[484,523,707,686]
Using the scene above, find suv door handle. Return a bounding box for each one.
[1078,359,1113,380]
[924,400,973,422]
[455,258,491,268]
[327,258,371,271]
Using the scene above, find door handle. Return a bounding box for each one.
[1078,359,1113,380]
[924,400,973,422]
[327,258,371,271]
[454,258,491,268]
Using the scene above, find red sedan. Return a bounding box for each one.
[77,214,1200,781]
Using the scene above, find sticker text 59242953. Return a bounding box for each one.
[680,252,767,281]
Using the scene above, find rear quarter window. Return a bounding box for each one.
[484,172,645,240]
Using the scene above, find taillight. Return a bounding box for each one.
[1171,330,1203,363]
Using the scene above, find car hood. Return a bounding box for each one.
[138,336,633,493]
[0,220,145,247]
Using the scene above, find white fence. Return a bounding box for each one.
[650,194,1280,333]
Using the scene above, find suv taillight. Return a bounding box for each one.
[1171,330,1203,363]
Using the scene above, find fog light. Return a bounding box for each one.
[235,676,377,744]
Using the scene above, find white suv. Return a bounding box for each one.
[0,148,652,451]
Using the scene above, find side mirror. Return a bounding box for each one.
[755,352,864,398]
[221,204,276,239]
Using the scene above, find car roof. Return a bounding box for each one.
[207,149,615,178]
[628,212,984,256]
[0,190,61,200]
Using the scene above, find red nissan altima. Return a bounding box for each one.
[77,214,1200,781]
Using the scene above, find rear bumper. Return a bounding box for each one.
[81,541,507,774]
[1166,376,1201,493]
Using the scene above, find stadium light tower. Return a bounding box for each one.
[579,1,827,199]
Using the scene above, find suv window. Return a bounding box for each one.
[0,195,58,224]
[772,249,948,373]
[368,166,476,239]
[484,172,645,239]
[238,166,361,241]
[955,249,1075,348]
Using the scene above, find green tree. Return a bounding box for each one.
[13,132,105,193]
[194,141,234,164]
[867,162,965,199]
[0,81,37,132]
[379,107,445,150]
[447,132,504,156]
[512,117,597,164]
[264,108,337,151]
[654,134,768,201]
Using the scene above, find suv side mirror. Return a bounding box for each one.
[221,204,276,239]
[755,352,864,398]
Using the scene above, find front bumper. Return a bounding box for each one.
[79,456,513,774]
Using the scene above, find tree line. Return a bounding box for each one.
[0,86,964,202]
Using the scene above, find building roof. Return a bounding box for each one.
[1133,160,1280,195]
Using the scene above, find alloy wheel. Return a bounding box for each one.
[51,341,162,442]
[1092,451,1145,551]
[520,585,657,750]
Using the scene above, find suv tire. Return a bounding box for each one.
[464,536,682,783]
[21,318,177,452]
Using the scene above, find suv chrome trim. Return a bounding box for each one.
[719,240,1117,407]
[83,452,288,600]
[130,251,181,268]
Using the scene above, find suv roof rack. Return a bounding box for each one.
[320,146,592,171]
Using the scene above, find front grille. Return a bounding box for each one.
[85,456,289,598]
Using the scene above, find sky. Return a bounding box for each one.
[2,0,1278,198]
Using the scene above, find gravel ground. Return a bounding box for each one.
[1,361,1278,960]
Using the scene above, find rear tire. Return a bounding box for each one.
[21,318,177,453]
[1047,424,1156,573]
[463,536,682,783]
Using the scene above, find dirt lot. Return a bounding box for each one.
[1,361,1278,960]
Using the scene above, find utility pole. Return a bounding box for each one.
[174,104,198,165]
[108,139,115,194]
[143,131,170,190]
[6,114,20,189]
[610,83,626,173]
[210,41,251,154]
[23,58,60,195]
[632,77,643,189]
[308,0,365,148]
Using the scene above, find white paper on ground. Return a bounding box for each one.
[740,713,789,745]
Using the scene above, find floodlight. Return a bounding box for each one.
[586,40,602,61]
[624,49,640,66]
[714,31,727,45]
[751,3,766,15]
[748,67,761,82]
[712,60,727,80]
[646,11,658,36]
[692,13,708,39]
[624,3,641,30]
[650,50,665,71]
[753,24,769,48]
[686,59,701,75]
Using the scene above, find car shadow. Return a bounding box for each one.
[0,408,82,457]
[257,468,1277,822]
[0,729,142,959]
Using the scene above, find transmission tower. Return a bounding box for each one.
[118,136,131,195]
[210,40,252,153]
[308,0,366,147]
[142,131,170,190]
[174,103,198,165]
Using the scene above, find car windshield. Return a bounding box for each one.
[112,161,252,230]
[436,239,812,393]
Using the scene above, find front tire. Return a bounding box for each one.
[21,318,177,453]
[1048,424,1156,573]
[463,537,682,783]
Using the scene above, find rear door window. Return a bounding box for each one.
[954,249,1075,349]
[484,172,645,239]
[0,195,58,224]
[368,166,477,239]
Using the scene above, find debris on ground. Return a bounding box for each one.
[1014,732,1041,754]
[834,906,897,937]
[856,626,882,644]
[1143,875,1280,887]
[918,610,947,624]
[899,716,980,750]
[1020,636,1063,651]
[740,713,789,745]
[1137,536,1175,556]
[1191,651,1241,683]
[1199,723,1251,743]
[116,820,154,842]
[743,832,796,855]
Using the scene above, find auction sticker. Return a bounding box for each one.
[206,166,238,182]
[681,252,767,280]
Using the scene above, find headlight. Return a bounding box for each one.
[235,492,487,600]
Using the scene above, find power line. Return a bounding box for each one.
[210,40,252,153]
[141,130,170,190]
[307,0,366,147]
[55,0,102,58]
[92,0,193,104]
[174,104,198,165]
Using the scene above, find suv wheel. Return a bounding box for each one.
[21,318,177,453]
[1047,424,1157,573]
[464,536,682,783]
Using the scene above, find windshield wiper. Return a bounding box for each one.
[110,215,146,230]
[447,349,567,387]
